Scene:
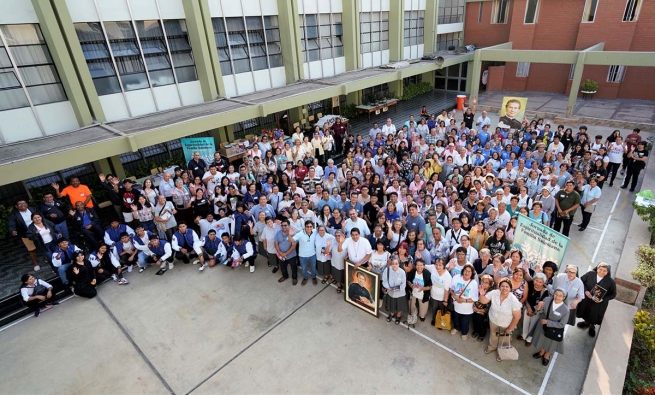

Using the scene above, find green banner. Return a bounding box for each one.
[512,214,570,269]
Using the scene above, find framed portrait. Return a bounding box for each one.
[499,96,528,131]
[344,261,380,318]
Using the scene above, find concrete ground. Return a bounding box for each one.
[478,90,655,126]
[1,97,651,395]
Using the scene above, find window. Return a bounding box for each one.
[362,83,390,104]
[623,0,641,21]
[299,13,343,62]
[403,74,422,87]
[478,3,484,23]
[213,16,282,74]
[582,0,599,22]
[607,65,626,83]
[568,64,576,80]
[491,0,510,24]
[516,62,530,77]
[435,62,467,92]
[0,24,67,110]
[403,11,424,47]
[135,21,174,87]
[438,0,465,24]
[437,33,461,51]
[164,20,197,83]
[524,0,539,23]
[360,12,389,54]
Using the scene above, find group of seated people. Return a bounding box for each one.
[13,107,625,366]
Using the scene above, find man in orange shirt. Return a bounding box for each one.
[51,177,94,209]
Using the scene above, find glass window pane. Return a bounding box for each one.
[248,31,265,44]
[306,26,318,39]
[381,41,389,50]
[75,22,104,42]
[111,41,140,57]
[145,54,171,71]
[267,42,281,55]
[249,44,266,57]
[168,37,191,52]
[308,49,319,62]
[212,18,226,33]
[10,45,52,66]
[371,41,380,52]
[140,39,167,54]
[80,43,109,60]
[164,20,186,36]
[228,32,247,46]
[264,16,279,29]
[115,56,145,74]
[136,20,164,38]
[0,48,13,67]
[321,38,331,48]
[361,43,371,53]
[320,25,331,36]
[307,39,319,50]
[232,58,251,73]
[149,69,175,86]
[371,22,380,31]
[269,54,283,68]
[361,22,370,33]
[121,72,149,90]
[333,23,342,36]
[265,29,280,42]
[332,37,342,46]
[19,65,60,85]
[87,60,115,78]
[225,17,245,31]
[320,47,331,59]
[361,13,371,23]
[171,52,194,67]
[251,56,267,71]
[333,46,343,57]
[319,14,331,24]
[246,16,263,30]
[215,32,228,48]
[447,78,459,90]
[27,83,66,105]
[371,32,380,42]
[220,60,232,75]
[305,15,317,26]
[218,48,230,61]
[362,33,371,43]
[104,22,136,40]
[381,21,389,31]
[0,88,29,110]
[0,70,21,88]
[175,66,197,83]
[231,46,249,59]
[93,75,121,95]
[1,24,43,45]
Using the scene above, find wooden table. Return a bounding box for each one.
[355,99,398,121]
[225,152,248,163]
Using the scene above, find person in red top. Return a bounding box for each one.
[51,177,93,209]
[622,128,641,176]
[331,117,348,154]
[295,160,308,185]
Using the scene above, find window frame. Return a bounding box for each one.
[607,65,626,83]
[300,13,344,62]
[582,0,599,23]
[491,0,510,24]
[516,62,530,78]
[524,0,540,24]
[403,10,425,47]
[622,0,641,22]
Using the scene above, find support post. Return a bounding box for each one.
[388,0,404,62]
[277,0,303,82]
[184,0,221,100]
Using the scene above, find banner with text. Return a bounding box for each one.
[181,137,216,166]
[512,214,570,269]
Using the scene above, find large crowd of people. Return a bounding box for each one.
[13,106,638,364]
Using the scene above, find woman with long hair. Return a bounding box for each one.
[386,219,407,253]
[450,263,479,341]
[66,251,98,298]
[131,195,156,232]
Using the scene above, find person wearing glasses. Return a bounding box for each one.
[291,220,318,286]
[551,265,585,326]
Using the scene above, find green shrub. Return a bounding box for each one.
[580,79,599,92]
[402,82,433,101]
[633,245,655,288]
[342,103,357,119]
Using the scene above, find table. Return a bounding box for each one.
[225,152,248,163]
[355,99,398,121]
[314,115,349,129]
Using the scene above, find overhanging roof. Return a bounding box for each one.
[0,54,473,185]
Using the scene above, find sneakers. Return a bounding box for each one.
[199,263,208,271]
[461,335,468,341]
[249,265,255,273]
[192,260,200,265]
[620,169,625,176]
[33,265,40,272]
[450,329,459,335]
[244,261,250,267]
[34,309,41,317]
[111,274,118,282]
[168,262,174,270]
[118,278,129,285]
[139,266,146,273]
[127,265,133,273]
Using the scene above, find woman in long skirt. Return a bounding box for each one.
[315,225,335,282]
[383,256,408,325]
[330,230,348,293]
[531,289,570,366]
[576,262,617,337]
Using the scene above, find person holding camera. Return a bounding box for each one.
[553,180,581,237]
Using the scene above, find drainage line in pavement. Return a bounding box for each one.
[185,283,331,395]
[96,295,176,395]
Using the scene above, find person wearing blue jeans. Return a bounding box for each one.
[50,238,82,286]
[292,219,318,286]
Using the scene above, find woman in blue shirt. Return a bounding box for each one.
[578,178,601,232]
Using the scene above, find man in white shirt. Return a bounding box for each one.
[449,235,479,262]
[202,165,223,192]
[496,202,511,229]
[339,228,372,267]
[476,110,491,131]
[381,118,396,136]
[444,217,469,249]
[195,213,221,238]
[547,135,565,157]
[299,201,318,225]
[369,122,382,140]
[498,162,518,186]
[453,147,472,169]
[344,209,371,237]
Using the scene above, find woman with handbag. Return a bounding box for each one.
[479,278,522,361]
[407,259,432,323]
[382,257,408,325]
[449,264,479,341]
[576,262,617,337]
[531,288,570,366]
[426,259,452,328]
[471,274,495,342]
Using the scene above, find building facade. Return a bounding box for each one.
[0,0,470,204]
[465,0,655,100]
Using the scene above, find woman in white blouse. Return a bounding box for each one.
[383,257,408,325]
[315,225,335,283]
[450,264,479,341]
[142,178,159,206]
[386,219,407,253]
[479,277,523,361]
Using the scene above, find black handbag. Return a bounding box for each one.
[542,300,565,342]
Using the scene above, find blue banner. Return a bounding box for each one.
[181,137,216,166]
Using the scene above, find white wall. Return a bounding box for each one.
[0,0,38,24]
[437,22,464,35]
[208,0,279,17]
[0,108,43,143]
[36,102,81,136]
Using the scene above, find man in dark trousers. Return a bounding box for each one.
[187,151,208,180]
[8,199,41,271]
[39,192,70,240]
[621,141,648,192]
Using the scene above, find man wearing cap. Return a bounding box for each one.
[472,149,486,167]
[146,234,174,273]
[496,202,511,229]
[453,147,472,169]
[111,177,142,224]
[553,180,581,237]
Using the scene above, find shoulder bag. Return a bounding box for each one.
[497,333,519,360]
[542,299,565,342]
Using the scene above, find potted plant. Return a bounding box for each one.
[580,79,599,94]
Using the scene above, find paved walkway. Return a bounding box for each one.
[478,90,655,126]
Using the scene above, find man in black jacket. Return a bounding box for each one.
[98,173,123,219]
[39,193,70,240]
[8,199,41,271]
[69,201,103,251]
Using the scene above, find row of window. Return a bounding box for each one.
[74,20,197,96]
[360,12,389,54]
[517,62,627,83]
[438,0,465,25]
[403,11,425,47]
[487,0,642,25]
[299,13,344,63]
[0,24,67,111]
